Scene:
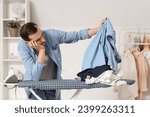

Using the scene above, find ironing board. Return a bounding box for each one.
[18,79,135,100]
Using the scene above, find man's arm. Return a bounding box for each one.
[26,40,46,64]
[18,40,45,81]
[38,49,45,64]
[46,18,106,44]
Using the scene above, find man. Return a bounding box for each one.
[18,19,105,100]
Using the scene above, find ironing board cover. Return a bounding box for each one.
[18,79,135,90]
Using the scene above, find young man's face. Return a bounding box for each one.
[28,26,46,46]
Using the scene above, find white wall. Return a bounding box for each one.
[30,0,150,28]
[28,0,150,99]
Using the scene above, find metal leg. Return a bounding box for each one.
[28,88,42,100]
[70,89,82,100]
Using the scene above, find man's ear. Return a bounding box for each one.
[25,41,28,44]
[25,38,31,44]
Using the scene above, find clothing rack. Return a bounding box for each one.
[118,28,150,53]
[118,27,150,100]
[121,43,150,45]
[127,32,150,35]
[119,27,150,41]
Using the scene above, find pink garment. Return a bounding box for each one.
[141,36,150,97]
[132,48,148,93]
[142,50,150,96]
[118,50,138,99]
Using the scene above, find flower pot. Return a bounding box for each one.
[8,28,19,37]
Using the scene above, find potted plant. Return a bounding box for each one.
[7,20,21,37]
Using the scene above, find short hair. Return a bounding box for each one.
[20,22,38,41]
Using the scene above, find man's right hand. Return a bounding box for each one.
[26,40,46,64]
[26,40,45,51]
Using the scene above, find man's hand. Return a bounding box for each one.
[26,40,45,51]
[88,18,106,37]
[26,40,45,63]
[98,18,106,29]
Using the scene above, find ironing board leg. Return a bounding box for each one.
[28,88,42,100]
[70,89,82,100]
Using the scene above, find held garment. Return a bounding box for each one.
[77,18,121,81]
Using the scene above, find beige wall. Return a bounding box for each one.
[30,0,150,28]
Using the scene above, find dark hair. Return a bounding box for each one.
[20,22,38,41]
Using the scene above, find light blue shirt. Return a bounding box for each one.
[18,28,90,99]
[81,18,121,71]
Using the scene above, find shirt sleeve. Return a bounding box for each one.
[18,40,45,81]
[51,28,91,44]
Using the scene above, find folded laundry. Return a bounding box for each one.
[85,70,126,87]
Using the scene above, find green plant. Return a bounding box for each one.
[7,21,21,29]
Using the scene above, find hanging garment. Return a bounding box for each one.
[118,50,138,100]
[141,50,150,98]
[141,36,150,98]
[77,18,121,80]
[132,48,148,99]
